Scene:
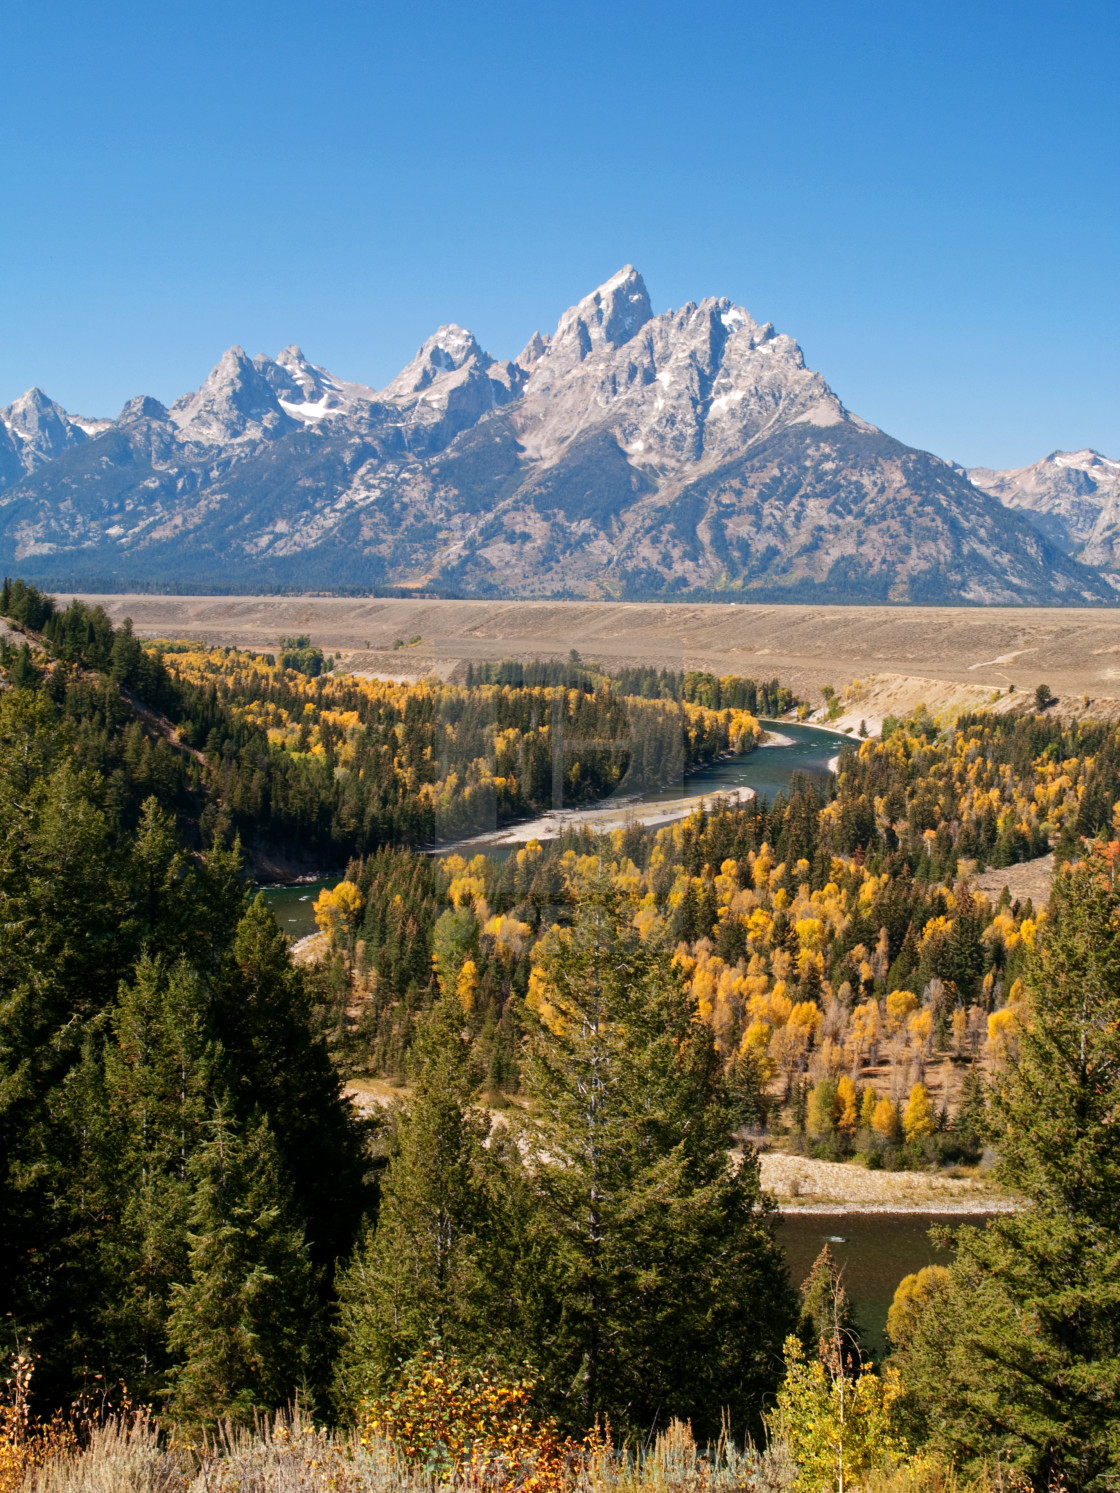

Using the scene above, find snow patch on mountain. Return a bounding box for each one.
[970,449,1120,570]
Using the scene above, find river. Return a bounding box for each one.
[258,722,845,937]
[779,1210,998,1360]
[258,878,334,939]
[651,719,843,805]
[433,720,847,856]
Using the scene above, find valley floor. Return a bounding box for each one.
[70,593,1120,726]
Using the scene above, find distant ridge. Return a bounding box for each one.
[969,450,1120,578]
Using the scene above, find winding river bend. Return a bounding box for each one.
[435,720,847,857]
[651,719,842,805]
[260,722,845,938]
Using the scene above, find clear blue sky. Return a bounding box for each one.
[2,0,1116,469]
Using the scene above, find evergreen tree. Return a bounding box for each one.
[125,798,196,957]
[333,995,527,1409]
[166,1108,314,1426]
[952,1068,987,1153]
[215,896,370,1273]
[895,851,1120,1489]
[79,956,220,1398]
[796,1245,862,1372]
[523,872,795,1437]
[0,700,133,1400]
[728,1044,772,1130]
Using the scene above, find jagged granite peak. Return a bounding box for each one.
[1,386,94,469]
[516,330,550,369]
[970,448,1120,570]
[255,346,379,422]
[0,267,1114,607]
[381,324,493,399]
[119,395,170,423]
[169,345,296,444]
[377,323,528,447]
[547,265,653,367]
[514,282,851,468]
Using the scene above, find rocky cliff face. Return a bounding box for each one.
[0,268,1112,605]
[969,450,1120,574]
[0,386,110,481]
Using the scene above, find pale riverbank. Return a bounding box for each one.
[758,1152,1014,1214]
[434,784,756,854]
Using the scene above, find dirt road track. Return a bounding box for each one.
[66,594,1120,716]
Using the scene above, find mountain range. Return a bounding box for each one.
[1,266,1114,606]
[967,449,1120,575]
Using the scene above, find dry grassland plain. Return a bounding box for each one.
[68,594,1120,729]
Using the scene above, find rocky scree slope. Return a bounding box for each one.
[0,267,1111,606]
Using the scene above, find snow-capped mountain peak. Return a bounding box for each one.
[513,277,848,467]
[0,267,1112,609]
[375,323,528,446]
[256,346,378,422]
[380,324,492,400]
[969,447,1120,572]
[1,386,97,469]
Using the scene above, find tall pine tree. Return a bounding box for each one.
[73,956,219,1399]
[166,1108,314,1426]
[523,871,795,1438]
[334,993,529,1409]
[895,849,1120,1489]
[215,896,370,1274]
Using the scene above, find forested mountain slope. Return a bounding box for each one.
[6,578,1120,1484]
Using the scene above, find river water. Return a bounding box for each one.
[649,719,843,805]
[258,723,845,938]
[258,878,333,939]
[779,1210,998,1360]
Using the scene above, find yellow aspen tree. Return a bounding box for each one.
[951,1006,968,1057]
[907,1009,934,1079]
[859,1086,878,1130]
[848,1000,878,1073]
[902,1083,934,1139]
[871,926,891,981]
[871,1096,901,1141]
[773,1336,903,1492]
[455,958,479,1014]
[886,1265,951,1350]
[835,1074,858,1134]
[885,989,918,1034]
[986,1006,1021,1067]
[789,1001,824,1040]
[740,1021,777,1085]
[313,879,365,965]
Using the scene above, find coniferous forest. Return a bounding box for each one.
[3,579,1120,1491]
